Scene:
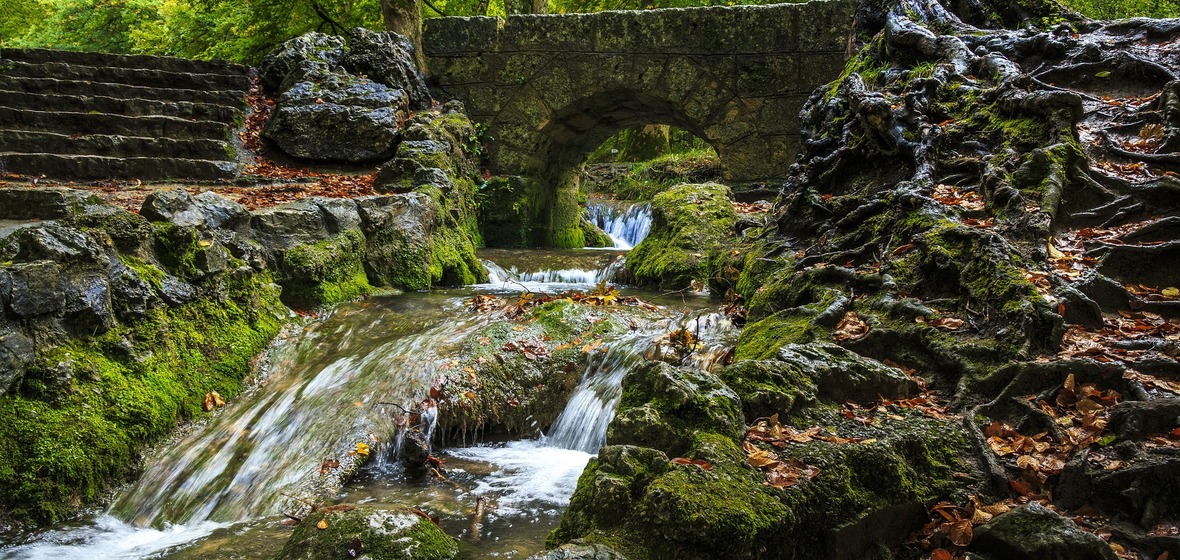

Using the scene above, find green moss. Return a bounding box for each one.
[734,310,820,361]
[151,223,203,279]
[633,434,790,558]
[279,229,372,307]
[626,183,737,289]
[0,270,284,523]
[278,506,458,560]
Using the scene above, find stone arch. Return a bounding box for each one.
[485,60,765,247]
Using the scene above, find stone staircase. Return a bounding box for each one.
[0,48,251,181]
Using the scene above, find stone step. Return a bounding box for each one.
[0,107,232,141]
[0,75,246,107]
[0,130,234,161]
[1,59,251,91]
[0,90,239,122]
[1,47,248,76]
[0,152,237,181]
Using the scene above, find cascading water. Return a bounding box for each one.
[478,248,626,292]
[2,251,736,560]
[584,201,652,249]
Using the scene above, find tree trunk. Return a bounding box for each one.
[382,0,427,74]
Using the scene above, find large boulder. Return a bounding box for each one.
[355,193,437,290]
[607,361,744,456]
[971,503,1117,560]
[263,79,408,162]
[277,505,458,560]
[343,27,430,109]
[259,32,348,91]
[260,28,432,162]
[625,182,737,290]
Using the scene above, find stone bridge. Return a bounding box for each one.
[423,0,854,246]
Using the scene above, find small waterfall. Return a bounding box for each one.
[479,254,625,292]
[546,311,736,453]
[584,202,652,249]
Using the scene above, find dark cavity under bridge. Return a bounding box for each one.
[424,0,855,247]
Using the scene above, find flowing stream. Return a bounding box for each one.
[1,242,735,559]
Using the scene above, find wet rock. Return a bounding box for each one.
[140,189,207,228]
[250,200,330,250]
[528,541,628,560]
[400,429,431,471]
[607,361,742,456]
[717,359,818,420]
[5,222,105,264]
[0,324,33,394]
[343,27,430,109]
[277,505,458,560]
[60,273,114,334]
[971,502,1117,560]
[372,140,454,193]
[263,79,407,162]
[7,261,64,317]
[108,260,159,320]
[259,32,348,91]
[158,275,197,305]
[310,198,362,234]
[0,187,100,221]
[356,193,437,289]
[775,342,918,404]
[275,228,371,308]
[141,189,251,232]
[193,191,251,232]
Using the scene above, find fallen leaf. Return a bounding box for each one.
[833,311,869,341]
[317,519,328,530]
[943,518,973,546]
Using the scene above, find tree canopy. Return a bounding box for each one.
[0,0,1175,63]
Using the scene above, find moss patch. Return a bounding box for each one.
[626,182,738,289]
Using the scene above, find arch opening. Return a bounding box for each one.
[527,90,733,248]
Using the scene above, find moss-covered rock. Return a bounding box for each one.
[369,104,487,286]
[625,182,737,290]
[0,196,288,524]
[278,228,372,307]
[607,361,743,457]
[277,505,458,560]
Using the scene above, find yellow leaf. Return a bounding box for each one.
[356,442,370,457]
[317,519,328,530]
[198,240,213,248]
[1162,287,1179,297]
[1047,240,1066,259]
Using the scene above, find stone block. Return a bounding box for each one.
[797,52,849,93]
[423,16,501,55]
[735,54,799,97]
[796,0,855,52]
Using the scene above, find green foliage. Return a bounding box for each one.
[1,0,383,63]
[1058,0,1179,19]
